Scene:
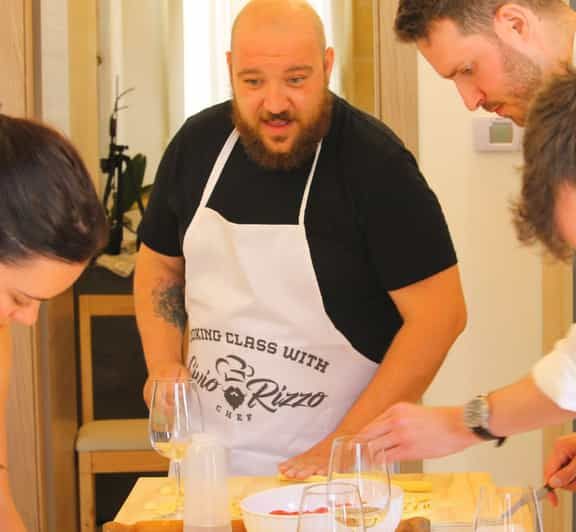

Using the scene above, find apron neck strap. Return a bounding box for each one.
[298,140,323,225]
[199,128,240,209]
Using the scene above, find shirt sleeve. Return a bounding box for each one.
[138,127,185,257]
[355,147,458,291]
[532,324,576,411]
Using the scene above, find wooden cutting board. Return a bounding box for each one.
[112,472,492,527]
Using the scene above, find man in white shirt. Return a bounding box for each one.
[358,0,576,496]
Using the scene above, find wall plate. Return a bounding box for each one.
[473,117,524,152]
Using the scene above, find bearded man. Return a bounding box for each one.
[357,1,576,498]
[135,0,466,478]
[393,0,576,126]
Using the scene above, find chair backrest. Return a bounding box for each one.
[78,294,147,423]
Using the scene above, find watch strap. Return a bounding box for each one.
[471,426,507,447]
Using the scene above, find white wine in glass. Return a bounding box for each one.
[149,379,203,514]
[336,506,385,529]
[297,482,366,532]
[328,436,392,529]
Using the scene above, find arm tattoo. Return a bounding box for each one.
[152,282,187,332]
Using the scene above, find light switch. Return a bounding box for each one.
[473,117,524,152]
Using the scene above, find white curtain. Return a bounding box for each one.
[181,0,347,118]
[328,0,354,99]
[309,0,353,97]
[183,0,249,117]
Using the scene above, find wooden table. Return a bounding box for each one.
[114,472,492,530]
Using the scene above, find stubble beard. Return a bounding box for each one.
[232,89,334,171]
[498,41,543,125]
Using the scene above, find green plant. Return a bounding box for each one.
[119,153,147,212]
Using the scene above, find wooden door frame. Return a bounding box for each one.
[1,0,46,529]
[372,0,419,160]
[542,261,573,532]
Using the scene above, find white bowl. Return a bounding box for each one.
[240,483,404,532]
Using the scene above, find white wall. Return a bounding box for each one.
[40,0,70,133]
[417,57,544,487]
[38,3,70,529]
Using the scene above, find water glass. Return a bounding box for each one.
[473,486,543,532]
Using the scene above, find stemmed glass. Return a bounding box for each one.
[473,486,544,532]
[328,436,392,529]
[297,482,366,532]
[148,378,203,514]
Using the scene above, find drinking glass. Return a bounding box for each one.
[297,482,366,532]
[149,379,203,513]
[473,486,543,532]
[328,436,392,529]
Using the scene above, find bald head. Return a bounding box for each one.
[227,0,335,170]
[231,0,326,55]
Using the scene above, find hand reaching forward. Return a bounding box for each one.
[356,402,478,462]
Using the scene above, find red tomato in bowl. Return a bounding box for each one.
[269,507,329,516]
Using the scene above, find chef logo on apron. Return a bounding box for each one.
[187,327,330,424]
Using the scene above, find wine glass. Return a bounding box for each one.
[148,378,203,513]
[297,482,366,532]
[473,486,543,532]
[328,436,392,530]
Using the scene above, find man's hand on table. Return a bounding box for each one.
[143,361,191,408]
[544,433,576,505]
[278,436,335,479]
[356,402,478,462]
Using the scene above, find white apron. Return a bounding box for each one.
[182,129,378,475]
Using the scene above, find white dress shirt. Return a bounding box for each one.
[533,324,576,411]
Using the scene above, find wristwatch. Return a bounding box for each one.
[463,393,507,447]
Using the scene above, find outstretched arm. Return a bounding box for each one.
[358,376,575,462]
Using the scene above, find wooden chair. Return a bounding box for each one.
[76,294,169,532]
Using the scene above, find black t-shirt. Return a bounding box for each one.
[140,95,457,364]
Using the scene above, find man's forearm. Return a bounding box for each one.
[488,376,575,436]
[333,267,466,434]
[134,245,187,371]
[333,315,463,435]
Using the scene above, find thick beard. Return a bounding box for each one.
[232,90,334,171]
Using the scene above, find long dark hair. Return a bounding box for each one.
[0,114,108,265]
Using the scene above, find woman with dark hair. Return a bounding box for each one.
[0,114,107,530]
